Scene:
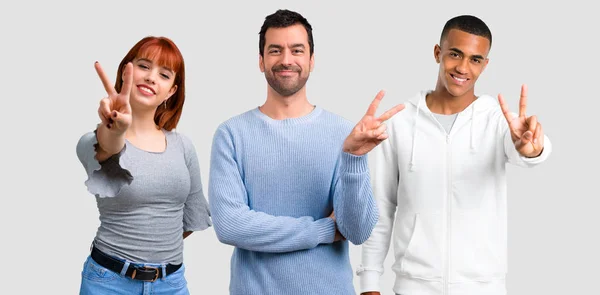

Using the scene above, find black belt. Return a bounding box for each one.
[90,246,182,282]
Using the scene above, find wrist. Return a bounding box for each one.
[524,147,544,158]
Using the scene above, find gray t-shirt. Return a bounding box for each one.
[433,113,458,134]
[76,129,211,264]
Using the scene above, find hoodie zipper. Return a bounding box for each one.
[444,134,452,295]
[430,112,452,295]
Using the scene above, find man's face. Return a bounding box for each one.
[260,24,314,97]
[434,29,490,98]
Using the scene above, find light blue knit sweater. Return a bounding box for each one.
[208,106,378,295]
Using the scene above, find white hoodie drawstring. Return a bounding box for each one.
[409,98,421,171]
[470,103,476,152]
[411,94,477,170]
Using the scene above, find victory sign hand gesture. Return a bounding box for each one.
[95,61,133,133]
[498,84,544,158]
[343,90,405,156]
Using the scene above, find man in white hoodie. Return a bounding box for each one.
[357,15,552,295]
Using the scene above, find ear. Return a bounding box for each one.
[434,44,441,64]
[259,54,265,73]
[309,54,315,72]
[166,84,178,100]
[481,58,490,73]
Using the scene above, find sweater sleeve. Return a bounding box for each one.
[208,126,336,253]
[76,129,133,198]
[181,134,212,232]
[331,151,379,245]
[356,130,399,293]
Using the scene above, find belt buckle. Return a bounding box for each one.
[131,266,160,282]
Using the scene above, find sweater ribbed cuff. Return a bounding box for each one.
[340,152,368,174]
[314,217,336,244]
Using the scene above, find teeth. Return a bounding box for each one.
[452,75,466,82]
[139,86,154,94]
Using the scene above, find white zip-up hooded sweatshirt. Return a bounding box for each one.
[358,91,552,295]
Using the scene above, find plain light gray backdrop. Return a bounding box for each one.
[1,0,597,294]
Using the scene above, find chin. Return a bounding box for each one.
[446,85,472,98]
[132,99,160,110]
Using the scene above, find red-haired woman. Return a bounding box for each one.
[76,36,211,295]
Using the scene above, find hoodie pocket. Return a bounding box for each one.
[399,213,443,280]
[449,211,505,283]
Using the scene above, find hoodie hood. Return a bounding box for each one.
[407,91,498,171]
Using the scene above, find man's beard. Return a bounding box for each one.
[265,64,309,97]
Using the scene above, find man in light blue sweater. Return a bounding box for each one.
[208,9,405,295]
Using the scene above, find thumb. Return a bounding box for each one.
[111,111,130,129]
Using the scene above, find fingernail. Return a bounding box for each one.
[112,112,117,118]
[95,61,98,64]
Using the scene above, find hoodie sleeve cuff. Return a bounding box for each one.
[357,269,381,293]
[519,135,552,165]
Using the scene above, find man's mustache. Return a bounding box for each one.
[272,64,301,72]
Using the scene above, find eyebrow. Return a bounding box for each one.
[136,58,175,74]
[267,44,283,50]
[267,44,306,50]
[449,48,485,60]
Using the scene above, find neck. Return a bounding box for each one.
[427,85,477,114]
[260,87,314,120]
[127,110,161,138]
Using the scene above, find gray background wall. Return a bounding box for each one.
[0,0,596,294]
